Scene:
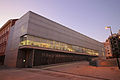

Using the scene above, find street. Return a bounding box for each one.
[0,61,120,80]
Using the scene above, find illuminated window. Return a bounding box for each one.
[19,35,99,56]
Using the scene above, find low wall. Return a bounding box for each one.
[89,58,120,67]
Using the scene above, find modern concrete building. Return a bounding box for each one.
[0,19,17,65]
[4,11,104,68]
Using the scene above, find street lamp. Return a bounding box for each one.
[105,26,113,35]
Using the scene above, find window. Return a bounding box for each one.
[19,35,99,56]
[20,35,27,42]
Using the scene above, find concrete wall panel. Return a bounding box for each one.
[4,12,30,67]
[27,11,104,55]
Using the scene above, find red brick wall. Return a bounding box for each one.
[0,19,17,56]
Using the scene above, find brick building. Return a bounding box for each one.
[104,39,112,59]
[0,19,17,65]
[104,30,120,59]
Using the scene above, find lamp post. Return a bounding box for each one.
[105,26,120,69]
[105,26,112,35]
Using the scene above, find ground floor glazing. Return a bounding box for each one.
[16,48,97,68]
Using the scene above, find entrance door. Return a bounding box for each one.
[17,49,34,68]
[23,50,34,68]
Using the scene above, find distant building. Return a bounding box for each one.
[104,39,112,59]
[118,30,120,35]
[104,30,120,59]
[1,11,104,68]
[0,19,18,65]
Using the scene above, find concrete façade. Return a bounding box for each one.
[4,11,104,68]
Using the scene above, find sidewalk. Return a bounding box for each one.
[42,61,120,80]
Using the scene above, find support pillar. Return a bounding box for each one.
[31,49,34,67]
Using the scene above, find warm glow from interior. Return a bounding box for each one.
[19,35,99,56]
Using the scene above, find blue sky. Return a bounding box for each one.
[0,0,120,42]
